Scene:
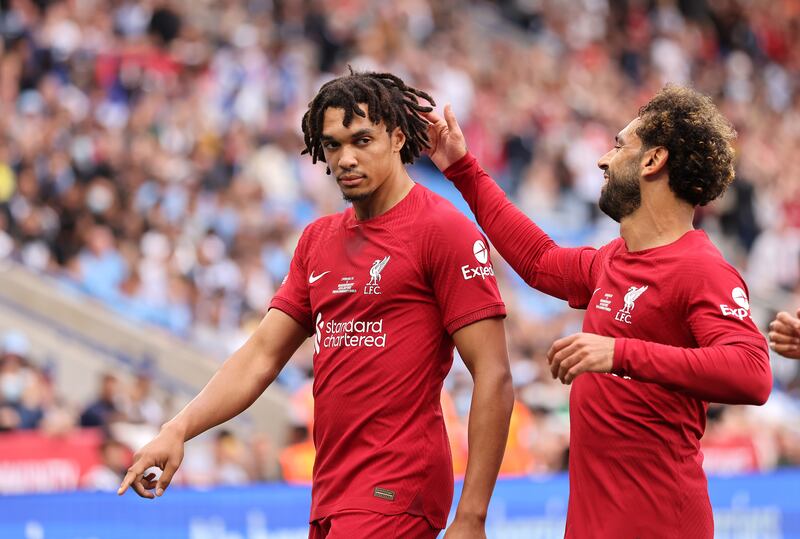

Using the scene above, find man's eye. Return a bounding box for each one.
[323,142,339,150]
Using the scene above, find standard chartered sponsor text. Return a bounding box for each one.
[323,317,387,348]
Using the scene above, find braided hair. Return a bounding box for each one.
[301,68,435,168]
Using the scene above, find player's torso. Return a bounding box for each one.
[574,252,705,455]
[303,215,452,427]
[306,219,439,360]
[566,241,715,538]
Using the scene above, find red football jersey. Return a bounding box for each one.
[270,184,506,529]
[445,153,771,539]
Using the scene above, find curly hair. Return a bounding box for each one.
[635,85,737,206]
[301,68,435,167]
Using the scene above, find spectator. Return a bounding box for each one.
[80,372,125,429]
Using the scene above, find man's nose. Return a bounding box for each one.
[339,145,357,169]
[597,150,612,170]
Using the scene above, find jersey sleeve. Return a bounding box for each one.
[421,210,506,335]
[443,152,603,309]
[269,227,314,334]
[685,264,765,348]
[613,261,772,404]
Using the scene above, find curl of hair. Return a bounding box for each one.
[301,68,435,166]
[635,85,737,206]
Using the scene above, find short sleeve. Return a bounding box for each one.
[423,212,506,335]
[269,228,313,334]
[686,262,765,348]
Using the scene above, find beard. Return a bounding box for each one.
[341,189,372,203]
[598,159,642,223]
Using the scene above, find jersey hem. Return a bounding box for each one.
[445,303,506,335]
[310,498,447,530]
[268,299,313,334]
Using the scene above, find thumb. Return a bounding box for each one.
[155,460,179,496]
[443,104,464,138]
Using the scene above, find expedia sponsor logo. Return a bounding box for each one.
[720,287,751,321]
[316,314,388,349]
[462,240,495,281]
[461,264,495,280]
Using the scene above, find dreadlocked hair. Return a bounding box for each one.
[301,68,435,167]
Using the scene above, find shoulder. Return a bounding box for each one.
[413,185,481,239]
[679,231,743,281]
[298,212,346,246]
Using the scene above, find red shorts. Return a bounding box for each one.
[309,510,440,539]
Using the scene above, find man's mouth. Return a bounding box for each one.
[338,175,365,187]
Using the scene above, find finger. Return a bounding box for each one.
[551,342,581,379]
[776,312,800,333]
[557,351,583,384]
[422,108,444,125]
[443,104,463,137]
[118,459,148,496]
[155,460,180,497]
[118,469,137,495]
[548,334,580,363]
[118,456,154,496]
[564,362,587,385]
[770,342,800,355]
[769,331,800,345]
[131,478,155,499]
[769,319,792,334]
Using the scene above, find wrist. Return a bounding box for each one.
[442,151,474,178]
[454,506,487,524]
[161,419,189,441]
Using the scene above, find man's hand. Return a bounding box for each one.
[423,104,468,171]
[769,309,800,359]
[117,424,185,498]
[547,333,615,384]
[443,514,486,539]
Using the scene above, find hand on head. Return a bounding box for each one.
[423,104,468,172]
[768,309,800,360]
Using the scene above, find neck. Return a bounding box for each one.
[619,182,695,252]
[352,166,415,220]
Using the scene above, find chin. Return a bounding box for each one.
[342,189,372,203]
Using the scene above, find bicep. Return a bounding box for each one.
[252,308,310,373]
[452,317,509,376]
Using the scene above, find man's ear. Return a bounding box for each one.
[391,127,406,153]
[642,146,668,179]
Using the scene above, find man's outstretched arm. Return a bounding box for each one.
[425,107,600,307]
[118,308,308,498]
[445,317,513,538]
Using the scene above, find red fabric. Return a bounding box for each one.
[308,510,439,539]
[270,184,506,529]
[444,153,771,539]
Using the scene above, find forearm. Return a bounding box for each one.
[443,153,558,285]
[455,367,514,521]
[164,335,279,441]
[613,338,772,405]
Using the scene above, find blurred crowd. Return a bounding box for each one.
[1,0,799,490]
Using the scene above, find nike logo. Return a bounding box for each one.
[592,288,601,296]
[308,271,331,284]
